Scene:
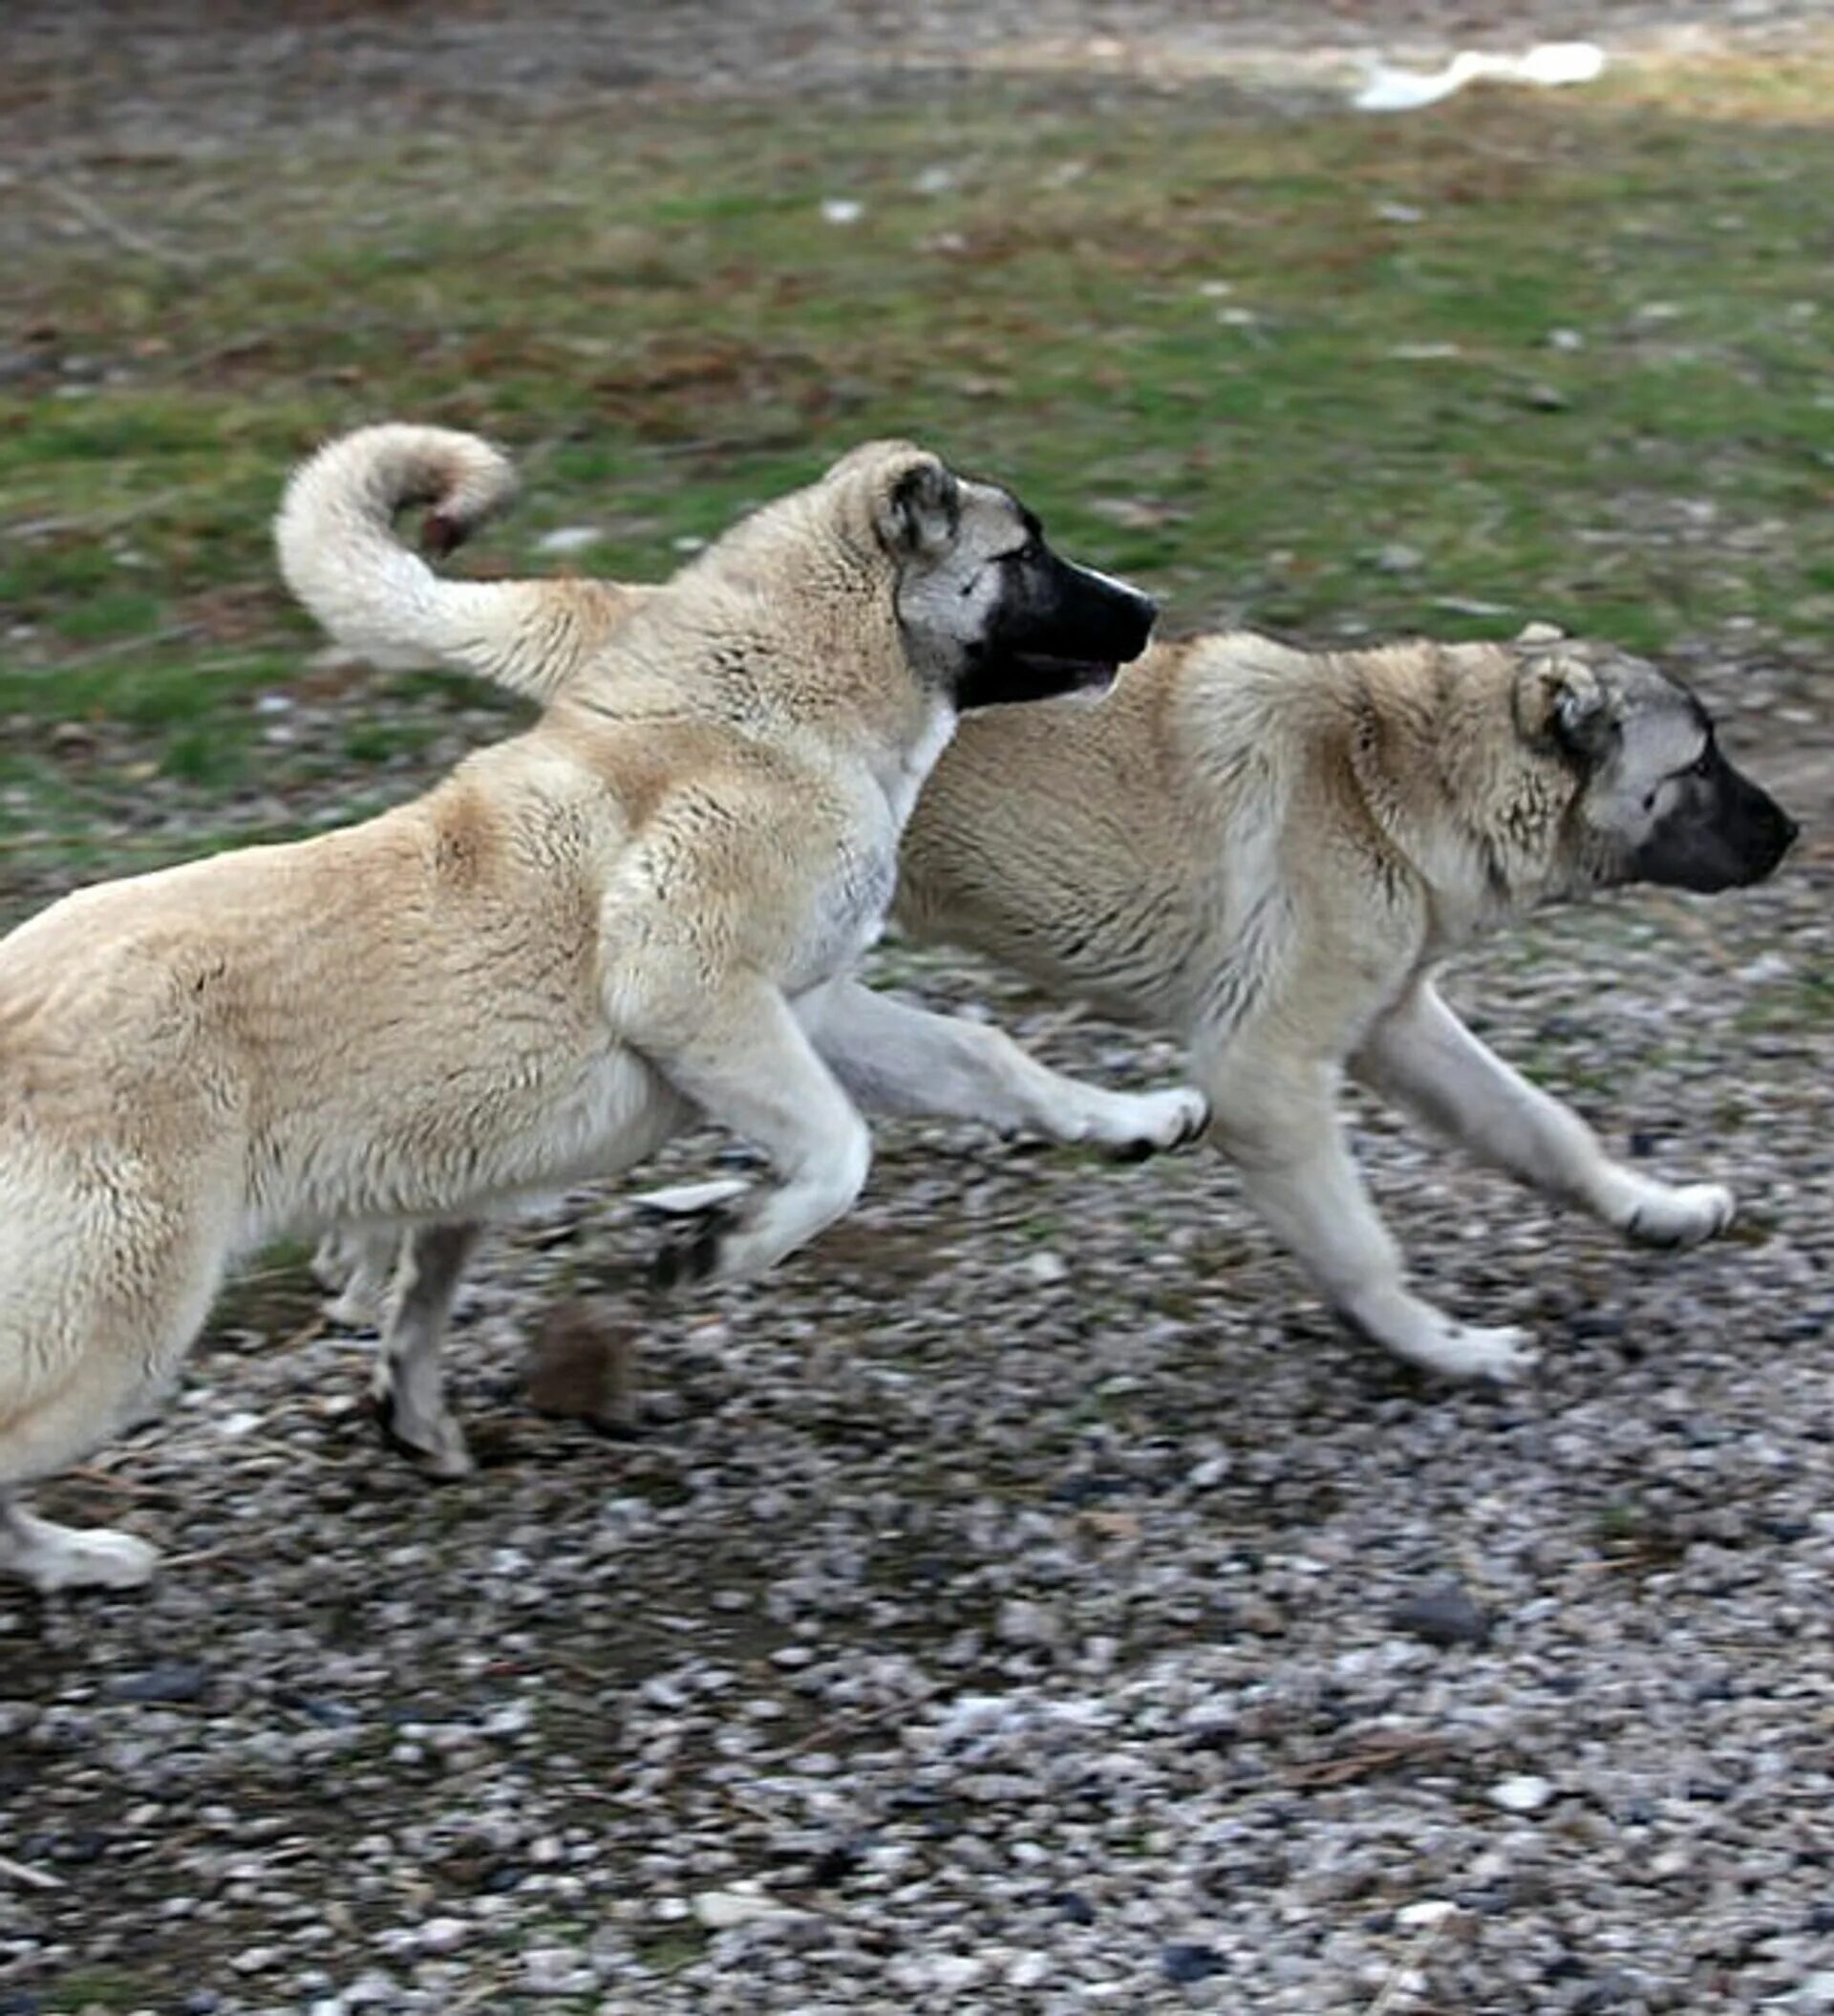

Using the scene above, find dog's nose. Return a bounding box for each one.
[1117,586,1159,649]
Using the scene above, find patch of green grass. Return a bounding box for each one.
[632,1925,714,1977]
[41,1967,159,2013]
[4,56,1834,883]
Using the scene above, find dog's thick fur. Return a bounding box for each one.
[311,483,1794,1401]
[0,425,1182,1593]
[896,625,1795,1379]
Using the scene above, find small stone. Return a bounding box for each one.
[807,1837,867,1887]
[1162,1942,1226,1984]
[693,1889,794,1930]
[522,1943,590,1994]
[1375,542,1422,573]
[996,1598,1061,1647]
[1017,1251,1069,1286]
[1006,1951,1052,1989]
[1389,1580,1493,1649]
[107,1662,212,1704]
[418,1917,468,1955]
[1490,1775,1556,1813]
[533,525,603,556]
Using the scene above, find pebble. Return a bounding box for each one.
[533,525,603,555]
[1162,1942,1226,1983]
[1389,1580,1494,1648]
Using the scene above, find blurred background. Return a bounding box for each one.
[5,1,1832,907]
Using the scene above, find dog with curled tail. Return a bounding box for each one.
[0,425,1184,1592]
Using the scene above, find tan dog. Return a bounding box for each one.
[897,628,1794,1379]
[0,424,1176,1593]
[315,506,1794,1397]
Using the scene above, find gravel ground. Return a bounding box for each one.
[3,699,1833,2015]
[9,5,1834,2014]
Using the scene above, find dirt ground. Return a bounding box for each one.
[3,0,1825,161]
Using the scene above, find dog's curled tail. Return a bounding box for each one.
[275,423,637,703]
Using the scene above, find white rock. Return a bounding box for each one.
[996,1598,1061,1647]
[1490,1774,1555,1813]
[693,1889,795,1930]
[534,525,602,556]
[1017,1251,1069,1286]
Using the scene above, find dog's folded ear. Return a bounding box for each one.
[875,454,962,560]
[1517,647,1615,764]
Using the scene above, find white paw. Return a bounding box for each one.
[33,1526,160,1594]
[1622,1182,1735,1252]
[631,1177,755,1218]
[1417,1320,1540,1383]
[1358,1303,1539,1383]
[1091,1085,1210,1161]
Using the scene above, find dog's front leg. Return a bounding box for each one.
[1203,1046,1537,1383]
[642,980,873,1287]
[371,1222,482,1477]
[1354,979,1734,1249]
[798,977,1207,1155]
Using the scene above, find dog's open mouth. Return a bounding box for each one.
[1012,652,1121,694]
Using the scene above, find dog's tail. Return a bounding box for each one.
[275,423,641,704]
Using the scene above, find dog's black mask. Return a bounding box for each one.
[1631,740,1798,892]
[954,528,1157,711]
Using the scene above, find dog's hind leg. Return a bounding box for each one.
[798,977,1207,1156]
[0,1220,223,1593]
[0,1494,159,1594]
[1201,1042,1537,1383]
[1354,980,1734,1250]
[372,1221,481,1478]
[313,1226,403,1328]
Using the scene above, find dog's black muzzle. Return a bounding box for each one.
[954,549,1157,711]
[1632,750,1798,893]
